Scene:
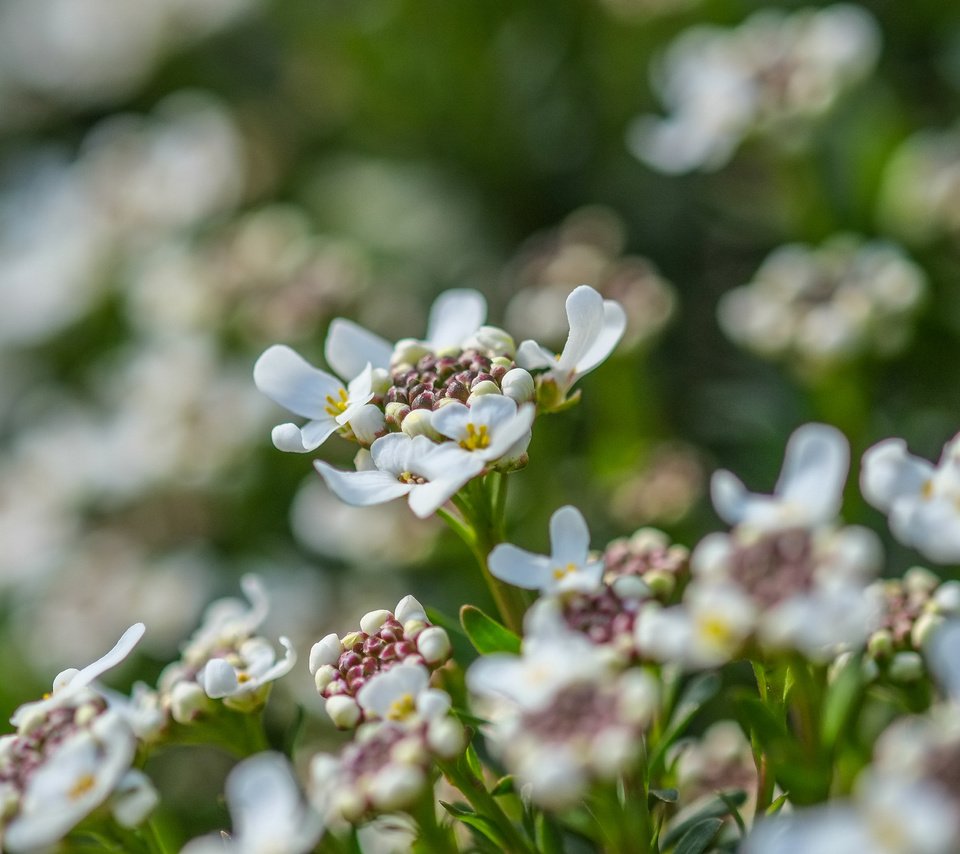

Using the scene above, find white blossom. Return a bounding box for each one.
[488,505,605,595]
[431,395,535,464]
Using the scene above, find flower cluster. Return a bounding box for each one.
[628,4,880,173]
[255,285,625,517]
[308,596,452,729]
[718,237,927,371]
[0,625,157,851]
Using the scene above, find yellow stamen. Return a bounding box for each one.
[552,562,578,580]
[698,615,736,649]
[237,673,252,684]
[324,388,349,417]
[387,693,416,721]
[398,471,426,485]
[459,423,491,451]
[922,479,934,499]
[68,773,97,800]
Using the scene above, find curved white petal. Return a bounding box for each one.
[430,402,471,442]
[775,423,849,524]
[710,469,753,526]
[357,663,430,719]
[557,285,605,372]
[516,339,555,371]
[488,544,552,590]
[407,472,476,519]
[484,403,536,462]
[571,298,627,376]
[370,433,416,475]
[72,623,146,692]
[324,318,393,380]
[890,496,960,564]
[425,289,486,352]
[313,461,411,507]
[254,345,342,420]
[413,441,484,483]
[861,437,932,513]
[927,619,960,700]
[549,505,591,566]
[251,637,298,689]
[271,421,335,453]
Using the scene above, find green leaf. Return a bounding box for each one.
[439,801,508,848]
[460,605,521,655]
[821,655,863,750]
[491,775,515,796]
[672,817,724,854]
[649,787,679,803]
[661,792,746,848]
[766,792,790,815]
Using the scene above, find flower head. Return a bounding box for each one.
[488,505,605,595]
[861,432,960,564]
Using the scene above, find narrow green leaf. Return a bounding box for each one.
[649,787,680,803]
[766,792,790,815]
[821,655,863,750]
[491,775,515,796]
[661,791,746,848]
[672,817,724,854]
[460,605,522,655]
[439,801,508,847]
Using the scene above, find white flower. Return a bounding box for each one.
[314,433,484,519]
[861,433,960,563]
[180,575,269,667]
[710,423,849,531]
[182,753,323,854]
[323,289,487,381]
[488,505,604,595]
[4,711,137,853]
[202,636,297,703]
[356,663,451,725]
[12,622,146,731]
[254,345,375,453]
[516,285,626,396]
[431,396,535,463]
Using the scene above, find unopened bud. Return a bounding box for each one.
[395,595,427,624]
[360,610,392,635]
[391,339,432,368]
[370,367,391,395]
[342,631,364,649]
[934,581,960,615]
[385,402,411,429]
[914,611,945,649]
[867,629,894,660]
[888,651,924,682]
[310,633,344,674]
[325,695,361,729]
[466,380,501,404]
[466,326,515,358]
[170,681,210,724]
[642,569,676,599]
[610,575,651,601]
[314,664,338,693]
[350,405,385,446]
[501,368,535,404]
[427,717,466,758]
[904,566,939,595]
[416,627,451,665]
[369,764,426,812]
[401,409,438,439]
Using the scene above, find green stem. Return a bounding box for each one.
[410,791,457,853]
[438,758,536,854]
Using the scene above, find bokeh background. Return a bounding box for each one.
[2,0,960,839]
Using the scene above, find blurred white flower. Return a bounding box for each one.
[489,505,605,595]
[862,432,960,564]
[710,423,849,531]
[182,753,322,854]
[628,5,880,173]
[718,237,926,370]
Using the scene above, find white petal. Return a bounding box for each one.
[413,440,483,483]
[861,437,932,513]
[272,419,338,453]
[551,559,604,595]
[927,619,960,700]
[426,289,486,352]
[314,461,412,507]
[395,595,427,624]
[484,403,535,462]
[710,469,755,526]
[515,339,556,371]
[251,637,297,688]
[111,770,159,828]
[203,658,239,698]
[370,433,415,475]
[549,505,591,566]
[357,663,430,719]
[570,298,627,376]
[324,318,393,380]
[430,401,471,442]
[488,544,552,590]
[254,345,342,420]
[775,424,849,524]
[72,623,146,692]
[407,474,470,519]
[557,285,606,372]
[891,496,960,564]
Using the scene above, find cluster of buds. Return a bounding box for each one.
[309,596,452,729]
[310,663,465,822]
[865,569,960,682]
[383,346,533,433]
[602,526,689,602]
[157,575,296,723]
[0,626,157,852]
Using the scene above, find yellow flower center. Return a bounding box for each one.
[237,672,252,684]
[387,693,416,721]
[398,471,427,485]
[68,773,97,801]
[552,562,578,581]
[922,479,934,499]
[324,388,349,417]
[459,423,491,451]
[698,615,737,649]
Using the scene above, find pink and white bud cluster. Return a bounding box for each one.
[309,702,465,822]
[308,596,452,729]
[602,526,690,601]
[866,568,960,676]
[0,626,157,851]
[157,575,296,722]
